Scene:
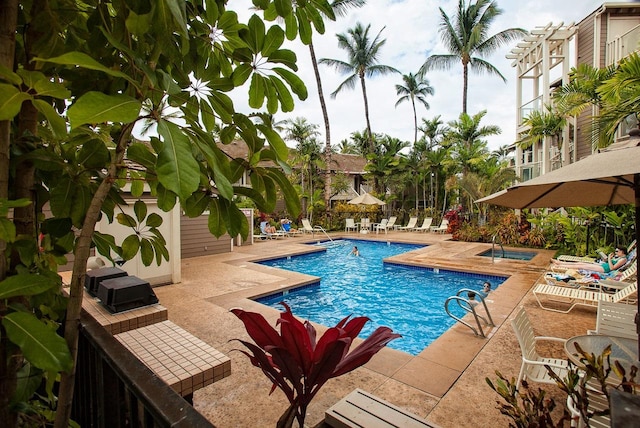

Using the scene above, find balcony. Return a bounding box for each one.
[519,96,543,125]
[606,24,640,65]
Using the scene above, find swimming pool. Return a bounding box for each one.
[478,249,538,260]
[256,239,505,355]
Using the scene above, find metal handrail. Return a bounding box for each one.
[444,288,495,338]
[491,234,505,263]
[312,224,333,242]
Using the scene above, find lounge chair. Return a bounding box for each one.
[511,306,569,389]
[533,280,637,313]
[301,219,325,235]
[359,218,371,232]
[587,300,637,340]
[345,218,358,233]
[413,217,433,233]
[430,218,449,233]
[255,221,285,241]
[396,217,418,231]
[544,261,637,289]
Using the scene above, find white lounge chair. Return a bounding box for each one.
[301,219,325,235]
[345,218,358,233]
[533,280,637,313]
[511,306,569,389]
[374,216,397,234]
[413,217,433,233]
[430,218,449,233]
[396,217,418,231]
[587,300,637,340]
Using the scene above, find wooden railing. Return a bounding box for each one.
[72,312,215,427]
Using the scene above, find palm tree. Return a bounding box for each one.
[518,105,567,165]
[301,0,366,211]
[395,73,434,144]
[419,0,526,114]
[320,22,400,153]
[445,110,499,176]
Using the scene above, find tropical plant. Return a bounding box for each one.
[419,0,526,113]
[518,105,567,165]
[319,22,400,153]
[231,303,400,428]
[0,1,328,426]
[395,73,434,144]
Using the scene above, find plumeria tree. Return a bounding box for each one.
[0,1,334,426]
[232,303,400,428]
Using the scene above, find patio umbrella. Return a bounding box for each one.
[476,133,640,357]
[347,192,386,206]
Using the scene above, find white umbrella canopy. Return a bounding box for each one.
[347,192,386,206]
[477,134,640,357]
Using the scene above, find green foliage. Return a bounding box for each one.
[1,0,326,424]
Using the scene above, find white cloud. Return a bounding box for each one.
[230,0,621,150]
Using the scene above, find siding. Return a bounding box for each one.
[180,214,232,259]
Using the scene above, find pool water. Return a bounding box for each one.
[256,239,505,355]
[478,249,538,260]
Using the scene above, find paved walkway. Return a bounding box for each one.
[153,231,597,427]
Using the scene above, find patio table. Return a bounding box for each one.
[564,334,639,372]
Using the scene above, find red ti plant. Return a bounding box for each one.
[231,302,401,428]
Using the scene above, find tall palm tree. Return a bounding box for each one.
[320,22,400,153]
[395,73,434,145]
[302,0,366,211]
[419,0,526,114]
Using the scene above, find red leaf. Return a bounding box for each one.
[305,320,317,350]
[312,327,343,364]
[341,316,370,340]
[306,338,350,398]
[234,340,294,400]
[277,304,314,374]
[333,327,401,377]
[231,308,284,349]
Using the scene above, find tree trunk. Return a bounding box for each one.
[412,98,417,145]
[308,42,332,211]
[462,62,468,115]
[359,73,378,191]
[54,125,133,428]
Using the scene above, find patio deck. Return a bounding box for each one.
[153,231,598,427]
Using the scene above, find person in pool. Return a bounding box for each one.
[550,247,628,274]
[350,246,360,257]
[480,281,491,298]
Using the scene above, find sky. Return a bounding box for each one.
[229,0,634,152]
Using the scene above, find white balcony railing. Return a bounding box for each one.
[606,24,640,65]
[519,96,543,125]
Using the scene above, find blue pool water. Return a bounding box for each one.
[256,239,505,355]
[478,249,538,260]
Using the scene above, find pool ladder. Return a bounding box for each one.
[312,225,333,242]
[444,289,495,338]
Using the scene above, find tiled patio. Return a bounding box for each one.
[152,231,599,427]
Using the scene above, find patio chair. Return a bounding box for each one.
[511,306,569,389]
[396,217,418,231]
[533,280,638,313]
[374,216,397,234]
[587,300,637,340]
[430,218,449,233]
[372,218,388,234]
[345,218,358,233]
[413,217,433,233]
[545,256,637,289]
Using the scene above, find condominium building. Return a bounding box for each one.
[509,2,640,182]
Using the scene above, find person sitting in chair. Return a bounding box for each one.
[550,247,628,274]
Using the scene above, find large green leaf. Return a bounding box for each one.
[127,142,157,169]
[121,234,141,260]
[246,15,266,52]
[0,84,31,120]
[296,7,312,45]
[274,0,293,17]
[0,274,57,299]
[68,92,141,129]
[263,25,285,57]
[249,73,266,109]
[273,67,307,100]
[140,238,154,266]
[35,52,136,84]
[156,120,200,200]
[3,312,73,372]
[0,218,16,242]
[207,199,227,237]
[92,232,119,261]
[267,49,297,70]
[33,99,67,139]
[232,63,253,86]
[268,75,294,112]
[134,200,147,222]
[78,139,110,169]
